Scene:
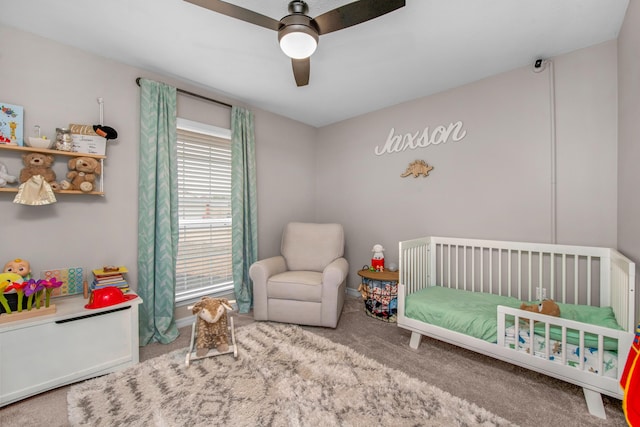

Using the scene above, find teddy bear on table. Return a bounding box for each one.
[191,296,233,357]
[60,156,101,192]
[19,152,59,191]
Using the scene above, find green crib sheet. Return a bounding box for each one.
[404,286,623,349]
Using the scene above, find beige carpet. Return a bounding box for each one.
[67,322,514,426]
[0,296,628,426]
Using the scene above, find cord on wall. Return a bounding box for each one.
[534,58,557,244]
[548,60,557,245]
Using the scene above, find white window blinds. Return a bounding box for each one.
[175,126,233,302]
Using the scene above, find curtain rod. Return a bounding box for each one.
[135,77,232,109]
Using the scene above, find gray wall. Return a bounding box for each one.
[617,0,640,321]
[317,41,619,290]
[0,25,316,291]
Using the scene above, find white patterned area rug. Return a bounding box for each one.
[68,322,516,426]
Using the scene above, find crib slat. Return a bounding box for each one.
[579,331,585,371]
[562,254,567,303]
[480,247,484,293]
[508,249,512,298]
[574,256,579,303]
[498,249,502,296]
[447,244,451,288]
[518,251,522,300]
[587,256,592,306]
[463,246,467,290]
[472,246,476,292]
[550,253,555,300]
[528,251,533,300]
[544,322,551,360]
[489,248,493,294]
[597,335,604,376]
[439,244,444,287]
[538,251,543,293]
[561,327,567,365]
[455,245,459,288]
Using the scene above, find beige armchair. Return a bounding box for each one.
[249,222,348,328]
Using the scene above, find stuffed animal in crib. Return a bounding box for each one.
[191,296,233,356]
[520,299,561,322]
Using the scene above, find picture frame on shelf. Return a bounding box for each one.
[0,102,24,146]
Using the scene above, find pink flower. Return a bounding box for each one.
[42,278,63,308]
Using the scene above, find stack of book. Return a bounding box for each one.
[91,266,129,292]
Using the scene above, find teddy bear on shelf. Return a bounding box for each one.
[60,157,101,192]
[191,296,233,356]
[19,152,59,191]
[0,161,16,187]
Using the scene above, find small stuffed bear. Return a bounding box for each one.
[0,161,16,187]
[192,296,233,356]
[19,152,58,190]
[520,299,560,324]
[61,157,102,192]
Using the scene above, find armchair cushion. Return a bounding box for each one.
[268,271,322,302]
[281,222,344,272]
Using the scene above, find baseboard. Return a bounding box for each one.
[346,287,360,298]
[176,315,195,330]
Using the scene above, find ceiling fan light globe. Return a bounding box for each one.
[280,31,317,59]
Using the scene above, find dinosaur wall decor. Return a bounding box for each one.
[401,160,434,178]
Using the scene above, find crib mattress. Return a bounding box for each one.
[404,286,624,348]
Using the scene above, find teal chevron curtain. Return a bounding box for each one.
[231,107,258,313]
[137,78,179,345]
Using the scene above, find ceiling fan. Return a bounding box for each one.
[184,0,406,87]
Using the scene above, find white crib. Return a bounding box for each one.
[398,236,636,419]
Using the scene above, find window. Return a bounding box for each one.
[175,118,233,303]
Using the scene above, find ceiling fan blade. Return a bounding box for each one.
[292,58,310,87]
[184,0,281,31]
[313,0,405,35]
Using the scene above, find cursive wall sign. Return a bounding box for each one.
[374,121,467,156]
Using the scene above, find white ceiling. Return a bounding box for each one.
[0,0,629,127]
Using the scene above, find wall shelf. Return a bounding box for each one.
[0,144,106,196]
[0,144,106,159]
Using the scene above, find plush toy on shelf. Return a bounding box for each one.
[19,152,59,191]
[0,161,16,187]
[60,157,102,192]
